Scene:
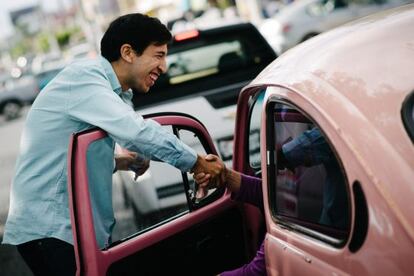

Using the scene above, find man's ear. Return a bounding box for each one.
[119,44,135,63]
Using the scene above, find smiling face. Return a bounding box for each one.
[120,43,168,93]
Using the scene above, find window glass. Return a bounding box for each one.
[249,90,265,169]
[177,128,220,204]
[167,41,242,84]
[269,102,350,242]
[86,125,214,247]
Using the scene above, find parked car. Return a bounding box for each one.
[0,74,39,120]
[68,5,414,275]
[259,0,412,54]
[115,22,276,225]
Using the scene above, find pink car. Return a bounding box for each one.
[68,4,414,275]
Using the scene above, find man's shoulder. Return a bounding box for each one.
[63,57,108,81]
[67,57,103,72]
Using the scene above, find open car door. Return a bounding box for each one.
[67,113,248,276]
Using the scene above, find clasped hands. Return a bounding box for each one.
[191,154,226,199]
[116,149,226,199]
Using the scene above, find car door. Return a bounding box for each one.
[256,86,369,275]
[67,113,251,276]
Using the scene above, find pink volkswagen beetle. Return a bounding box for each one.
[68,4,414,275]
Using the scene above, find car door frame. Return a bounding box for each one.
[257,85,356,275]
[67,114,241,276]
[232,85,269,258]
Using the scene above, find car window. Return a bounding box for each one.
[266,100,350,245]
[168,40,242,84]
[85,124,222,247]
[402,91,414,142]
[248,90,265,170]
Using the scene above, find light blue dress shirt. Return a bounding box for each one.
[3,56,197,248]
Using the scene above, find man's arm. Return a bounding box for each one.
[65,66,196,173]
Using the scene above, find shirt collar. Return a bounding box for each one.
[99,56,134,102]
[99,56,122,95]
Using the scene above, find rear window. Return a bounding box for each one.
[168,40,242,84]
[132,23,276,109]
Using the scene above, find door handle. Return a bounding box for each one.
[285,245,312,263]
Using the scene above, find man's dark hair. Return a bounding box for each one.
[101,13,172,62]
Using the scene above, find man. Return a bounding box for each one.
[3,13,223,276]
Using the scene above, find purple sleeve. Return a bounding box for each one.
[220,241,266,276]
[231,174,264,213]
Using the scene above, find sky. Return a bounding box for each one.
[0,0,73,39]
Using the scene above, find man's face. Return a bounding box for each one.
[129,43,168,93]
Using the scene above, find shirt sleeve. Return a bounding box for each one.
[65,64,197,172]
[231,174,264,213]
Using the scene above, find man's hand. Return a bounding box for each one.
[195,155,242,197]
[115,151,150,178]
[192,154,226,199]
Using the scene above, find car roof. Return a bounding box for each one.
[245,4,414,234]
[247,4,414,145]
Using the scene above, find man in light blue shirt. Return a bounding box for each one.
[3,13,224,276]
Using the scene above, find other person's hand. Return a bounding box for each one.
[193,154,226,199]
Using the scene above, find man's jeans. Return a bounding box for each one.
[17,238,76,276]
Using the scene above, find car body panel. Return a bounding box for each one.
[247,5,414,275]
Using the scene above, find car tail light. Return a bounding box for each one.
[174,30,200,42]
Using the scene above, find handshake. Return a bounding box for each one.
[115,149,227,200]
[191,154,227,199]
